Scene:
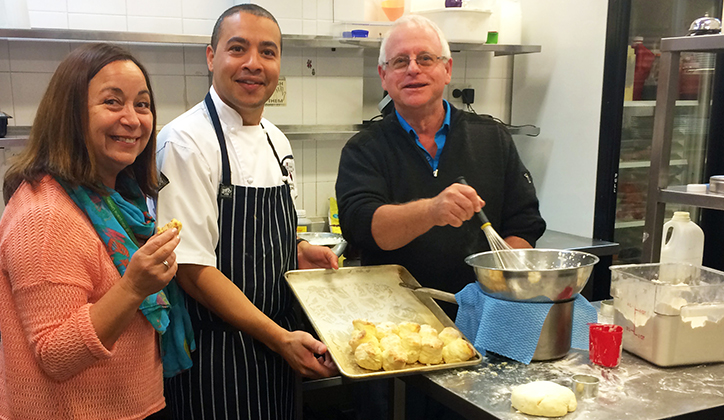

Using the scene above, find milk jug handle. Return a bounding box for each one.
[663,225,677,246]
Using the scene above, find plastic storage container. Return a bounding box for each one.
[660,211,704,266]
[296,209,312,233]
[610,263,724,366]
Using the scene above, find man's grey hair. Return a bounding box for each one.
[378,15,451,66]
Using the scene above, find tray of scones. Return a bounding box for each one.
[285,264,482,379]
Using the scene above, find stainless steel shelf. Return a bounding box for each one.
[0,137,27,147]
[341,38,540,55]
[658,185,724,211]
[661,33,724,53]
[0,28,541,54]
[641,34,723,262]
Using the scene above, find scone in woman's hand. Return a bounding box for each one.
[121,222,181,300]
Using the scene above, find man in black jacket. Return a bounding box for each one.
[336,14,546,420]
[336,15,546,315]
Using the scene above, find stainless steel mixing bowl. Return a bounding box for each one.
[464,249,600,302]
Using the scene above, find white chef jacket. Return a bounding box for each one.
[155,86,297,267]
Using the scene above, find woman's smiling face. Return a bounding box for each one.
[87,59,153,189]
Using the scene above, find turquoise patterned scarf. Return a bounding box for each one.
[57,175,171,332]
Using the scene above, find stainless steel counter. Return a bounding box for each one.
[401,298,724,420]
[404,349,724,419]
[537,230,619,257]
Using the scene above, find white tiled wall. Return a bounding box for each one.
[0,0,514,220]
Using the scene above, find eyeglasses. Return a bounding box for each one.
[383,53,447,71]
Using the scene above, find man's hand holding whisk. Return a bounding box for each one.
[370,183,485,251]
[427,183,485,228]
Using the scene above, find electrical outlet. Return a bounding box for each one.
[447,83,471,105]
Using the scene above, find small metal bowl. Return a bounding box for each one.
[465,249,599,302]
[710,175,724,195]
[297,232,347,256]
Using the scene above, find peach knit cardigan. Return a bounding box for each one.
[0,176,164,419]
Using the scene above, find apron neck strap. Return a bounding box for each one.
[204,92,232,187]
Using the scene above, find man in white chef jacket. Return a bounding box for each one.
[154,4,338,420]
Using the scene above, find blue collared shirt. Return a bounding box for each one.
[396,100,451,174]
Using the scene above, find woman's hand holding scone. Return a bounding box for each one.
[121,222,181,300]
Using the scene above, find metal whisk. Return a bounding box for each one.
[457,177,532,270]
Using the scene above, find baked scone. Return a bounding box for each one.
[442,338,476,364]
[398,322,420,338]
[400,331,422,364]
[439,327,462,346]
[381,345,407,371]
[379,333,402,350]
[349,329,379,351]
[418,335,444,364]
[375,321,399,339]
[419,324,438,338]
[355,342,383,371]
[157,218,182,234]
[352,319,378,338]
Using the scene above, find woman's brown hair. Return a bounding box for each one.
[3,43,158,203]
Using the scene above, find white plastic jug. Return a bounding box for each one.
[660,211,704,266]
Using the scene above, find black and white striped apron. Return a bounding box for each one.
[165,93,298,420]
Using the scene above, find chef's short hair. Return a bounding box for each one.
[210,4,282,52]
[378,15,451,66]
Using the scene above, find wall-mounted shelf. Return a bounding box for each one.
[0,28,541,55]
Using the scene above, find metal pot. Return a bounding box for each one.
[0,112,11,138]
[688,13,722,36]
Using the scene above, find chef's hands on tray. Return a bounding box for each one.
[121,228,180,299]
[297,241,339,270]
[280,331,338,378]
[429,183,485,228]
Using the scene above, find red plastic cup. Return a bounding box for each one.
[589,324,623,367]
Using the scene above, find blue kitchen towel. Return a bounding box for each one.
[455,283,597,364]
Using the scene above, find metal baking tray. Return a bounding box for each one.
[285,264,483,380]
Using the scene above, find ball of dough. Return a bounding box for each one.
[511,381,577,417]
[398,322,420,338]
[349,329,379,351]
[381,345,407,371]
[442,338,475,364]
[355,342,382,371]
[419,324,438,338]
[439,327,462,346]
[352,319,378,338]
[400,332,422,364]
[375,321,399,339]
[418,335,444,364]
